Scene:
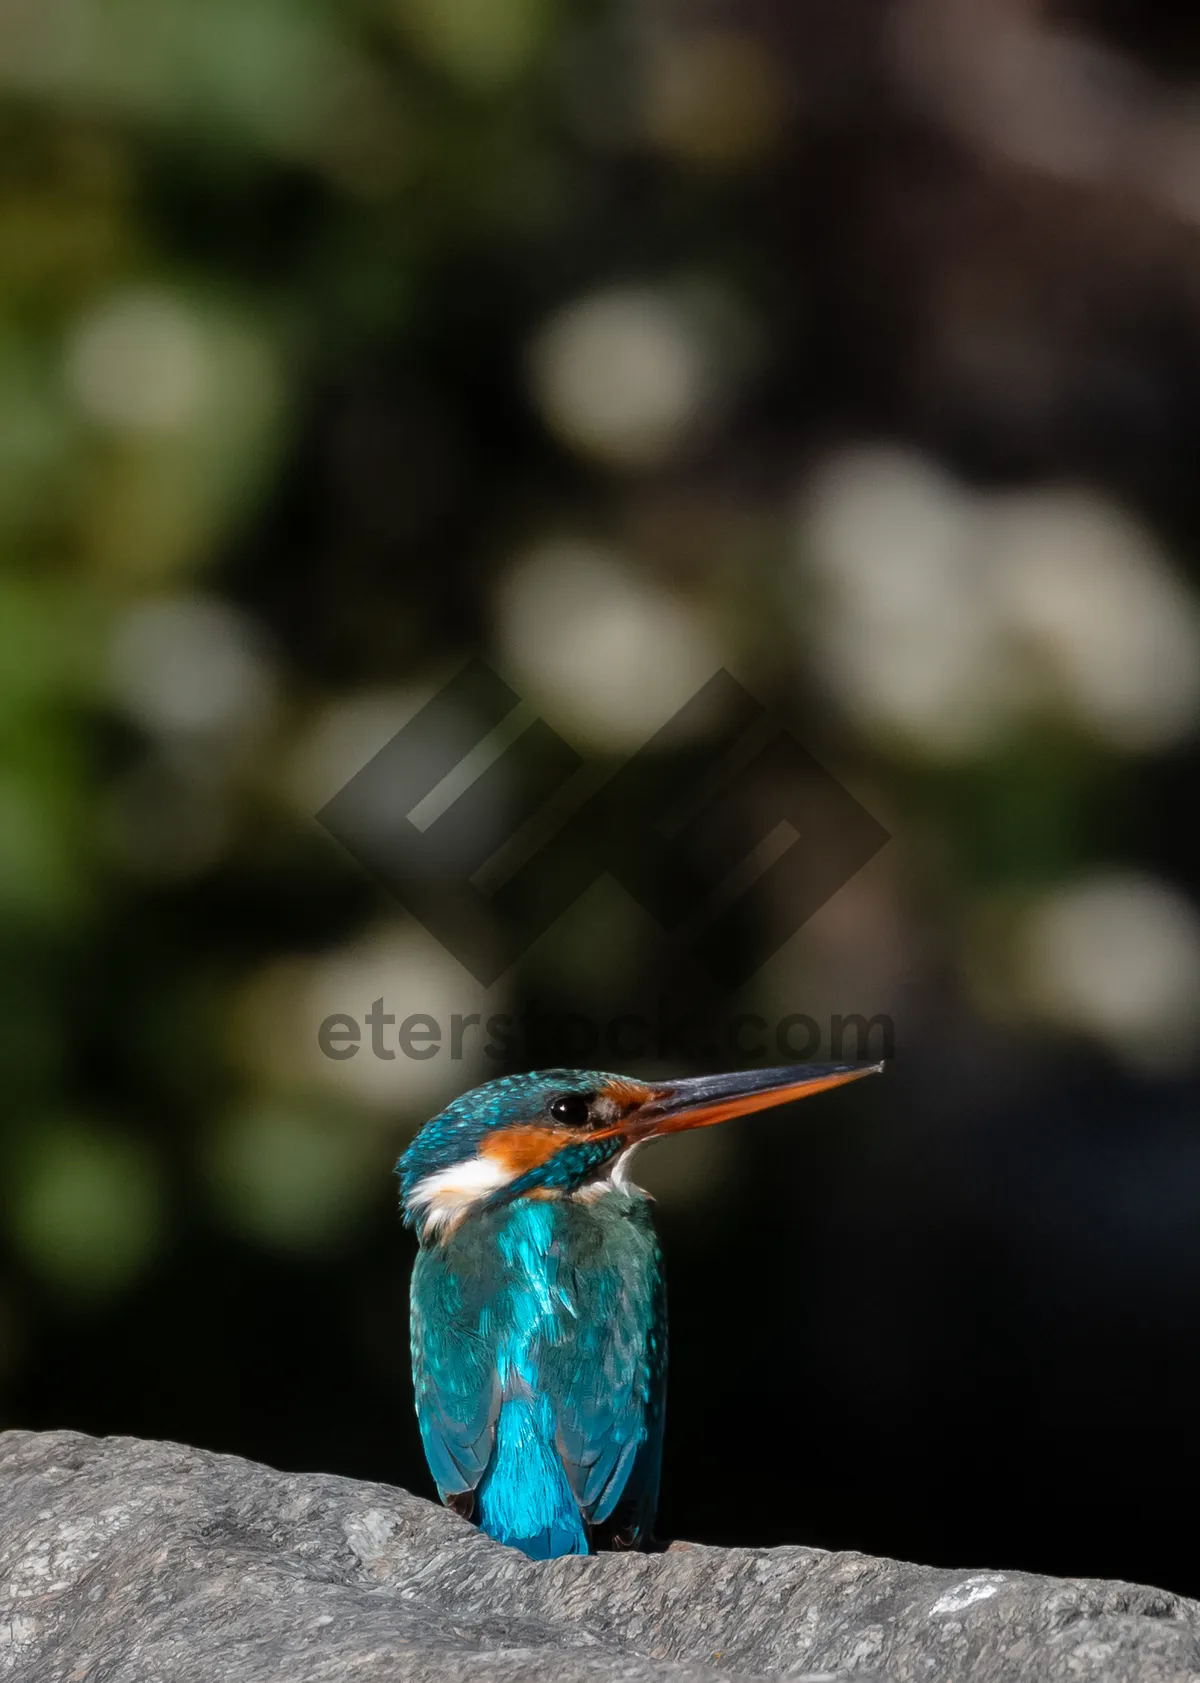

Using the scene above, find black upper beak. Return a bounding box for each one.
[627,1061,884,1139]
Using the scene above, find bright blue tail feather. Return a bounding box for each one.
[477,1395,589,1558]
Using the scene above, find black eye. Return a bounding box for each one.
[548,1093,592,1127]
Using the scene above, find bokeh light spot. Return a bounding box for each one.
[798,446,1016,757]
[495,538,722,749]
[388,0,552,87]
[645,32,787,168]
[232,927,498,1118]
[527,287,714,469]
[8,1124,165,1297]
[985,490,1200,751]
[1021,874,1200,1072]
[108,594,278,742]
[797,447,1200,757]
[67,289,207,436]
[206,1103,380,1250]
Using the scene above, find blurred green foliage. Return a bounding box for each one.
[0,0,583,1312]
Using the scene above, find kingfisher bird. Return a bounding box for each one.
[398,1060,882,1560]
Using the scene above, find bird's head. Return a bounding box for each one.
[398,1061,882,1241]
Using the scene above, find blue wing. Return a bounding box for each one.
[541,1194,666,1543]
[410,1244,501,1498]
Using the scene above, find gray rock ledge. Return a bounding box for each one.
[1,1430,1196,1682]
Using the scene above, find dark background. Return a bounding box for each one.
[3,0,1200,1600]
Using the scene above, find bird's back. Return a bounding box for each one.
[410,1188,665,1557]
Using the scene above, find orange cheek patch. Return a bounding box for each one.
[480,1126,570,1175]
[600,1077,657,1111]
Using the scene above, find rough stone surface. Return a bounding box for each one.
[1,1431,1197,1682]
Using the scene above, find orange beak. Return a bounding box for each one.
[615,1061,884,1142]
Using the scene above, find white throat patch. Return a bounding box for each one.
[573,1142,648,1202]
[407,1156,511,1235]
[409,1141,649,1232]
